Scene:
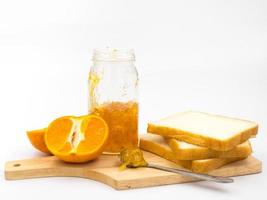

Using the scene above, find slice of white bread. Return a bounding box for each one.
[140,134,191,169]
[140,134,248,173]
[167,138,252,160]
[147,111,258,151]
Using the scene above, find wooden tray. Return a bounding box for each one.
[5,151,262,190]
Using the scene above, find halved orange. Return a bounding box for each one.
[27,128,51,154]
[45,115,109,163]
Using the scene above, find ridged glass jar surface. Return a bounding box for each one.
[88,48,138,153]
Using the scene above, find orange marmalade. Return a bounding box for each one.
[92,101,138,153]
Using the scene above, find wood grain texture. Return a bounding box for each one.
[5,151,262,190]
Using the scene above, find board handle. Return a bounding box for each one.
[4,156,74,180]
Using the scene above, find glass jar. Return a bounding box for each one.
[88,48,138,153]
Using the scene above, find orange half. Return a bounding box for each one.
[27,128,51,154]
[45,115,109,163]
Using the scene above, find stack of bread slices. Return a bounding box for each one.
[140,111,258,173]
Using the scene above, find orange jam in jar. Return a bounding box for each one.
[92,101,138,152]
[88,48,139,153]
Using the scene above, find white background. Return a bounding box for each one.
[0,0,266,199]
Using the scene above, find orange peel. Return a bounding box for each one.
[27,128,51,154]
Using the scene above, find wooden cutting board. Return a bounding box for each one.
[5,151,262,190]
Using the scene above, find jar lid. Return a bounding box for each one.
[92,48,135,62]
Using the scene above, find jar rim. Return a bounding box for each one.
[92,48,135,62]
